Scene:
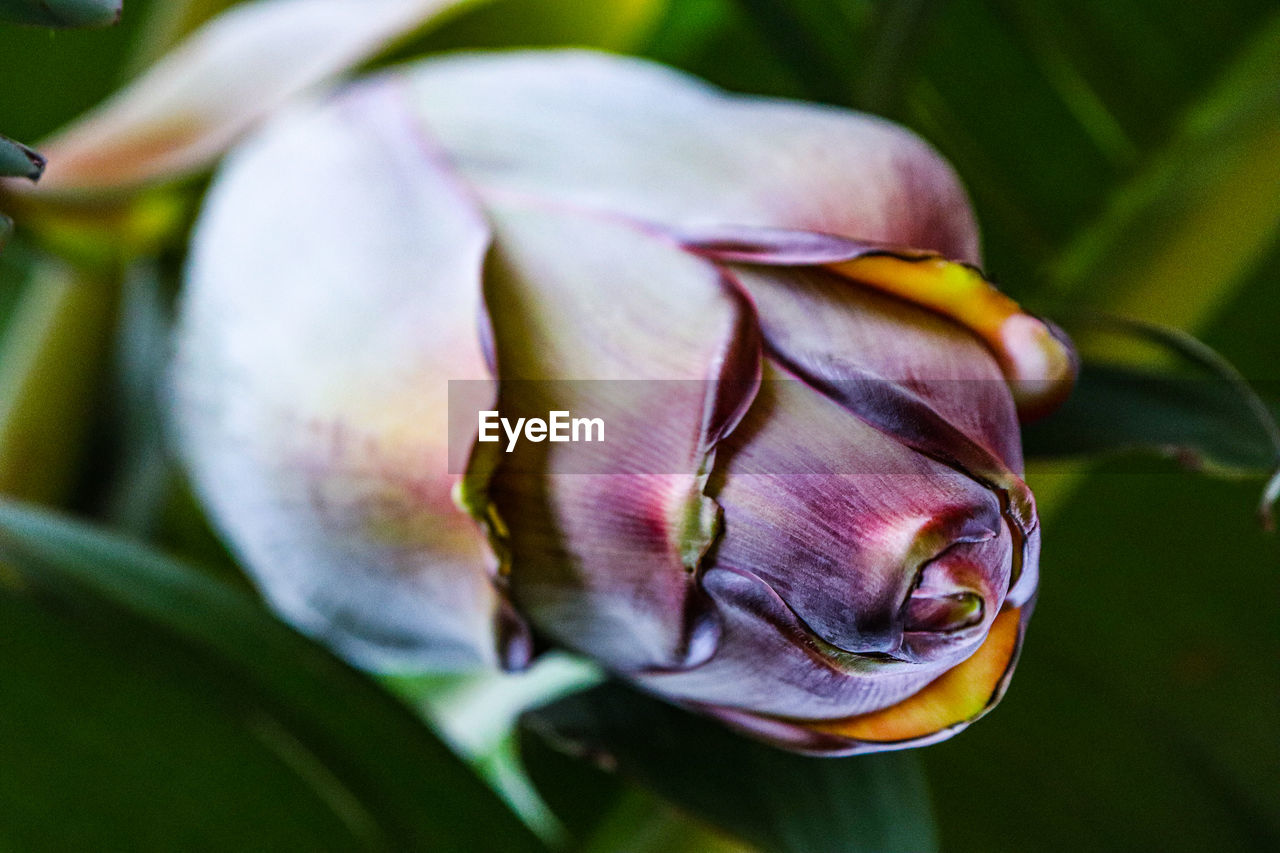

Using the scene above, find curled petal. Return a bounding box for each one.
[684,226,1077,422]
[705,363,1012,662]
[830,254,1076,420]
[723,260,1024,470]
[641,566,945,720]
[475,203,761,671]
[697,606,1025,755]
[800,606,1025,747]
[32,0,470,194]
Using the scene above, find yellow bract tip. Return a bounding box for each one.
[803,607,1022,743]
[828,255,1076,420]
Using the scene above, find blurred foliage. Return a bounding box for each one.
[0,499,548,852]
[1022,314,1280,486]
[0,0,1277,851]
[0,0,150,143]
[521,683,938,853]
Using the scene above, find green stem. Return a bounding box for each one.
[0,259,120,504]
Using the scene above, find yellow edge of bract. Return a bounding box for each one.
[802,606,1021,743]
[827,255,1076,419]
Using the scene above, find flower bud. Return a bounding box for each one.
[174,50,1075,753]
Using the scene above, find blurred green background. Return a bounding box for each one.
[0,0,1277,851]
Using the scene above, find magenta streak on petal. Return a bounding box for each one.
[675,225,884,266]
[696,277,764,457]
[770,351,1038,609]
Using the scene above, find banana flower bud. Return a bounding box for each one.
[173,51,1076,754]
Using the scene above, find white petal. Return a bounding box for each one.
[175,82,497,670]
[405,50,980,261]
[37,0,467,192]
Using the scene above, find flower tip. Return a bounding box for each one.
[1259,468,1280,533]
[827,253,1077,420]
[0,0,121,28]
[1002,315,1078,421]
[0,138,46,183]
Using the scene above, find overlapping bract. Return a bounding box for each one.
[172,50,1075,754]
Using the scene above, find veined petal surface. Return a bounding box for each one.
[477,203,760,670]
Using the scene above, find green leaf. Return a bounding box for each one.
[1025,362,1277,468]
[576,790,754,853]
[0,499,547,852]
[519,711,628,843]
[0,259,119,505]
[639,0,809,101]
[522,726,750,853]
[521,682,938,853]
[923,468,1280,853]
[0,0,120,29]
[0,2,145,146]
[1023,316,1280,518]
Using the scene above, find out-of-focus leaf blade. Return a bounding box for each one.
[519,714,627,842]
[523,723,751,853]
[923,468,1280,852]
[0,1,145,146]
[0,0,120,28]
[1024,363,1278,470]
[729,0,935,113]
[577,790,754,853]
[401,0,668,55]
[0,259,118,505]
[1024,316,1280,485]
[521,682,938,853]
[640,0,808,101]
[732,0,1280,299]
[0,499,547,852]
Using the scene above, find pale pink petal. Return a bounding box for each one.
[175,82,498,670]
[35,0,469,193]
